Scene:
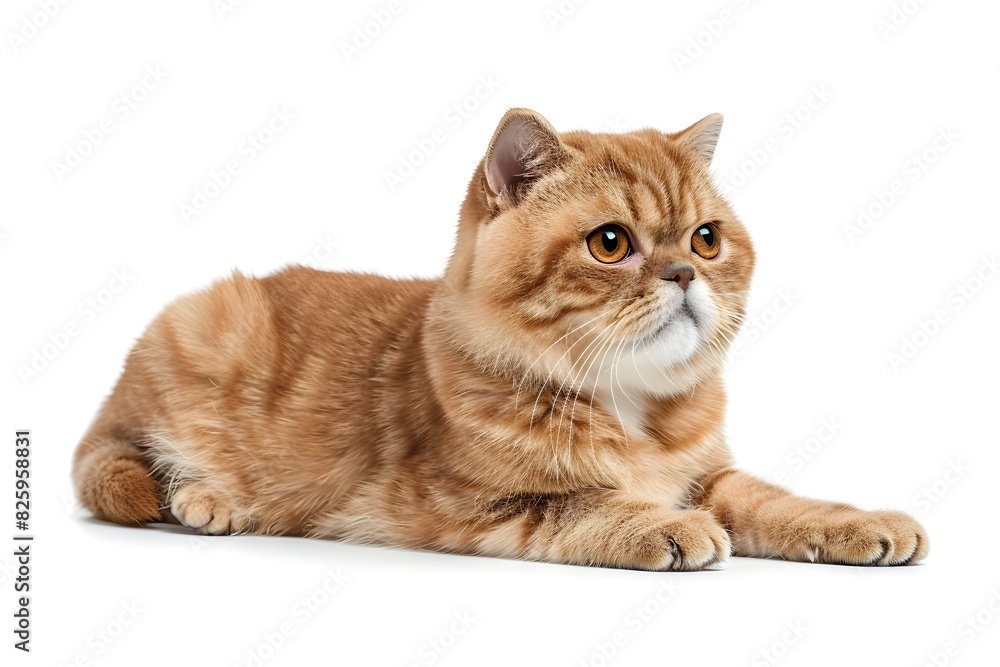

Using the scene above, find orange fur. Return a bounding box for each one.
[72,109,927,569]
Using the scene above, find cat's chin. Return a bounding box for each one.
[636,310,701,370]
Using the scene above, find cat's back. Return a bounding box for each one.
[251,266,441,387]
[137,266,439,403]
[261,266,439,342]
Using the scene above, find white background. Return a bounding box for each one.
[2,1,999,665]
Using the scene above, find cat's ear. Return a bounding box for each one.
[675,113,724,164]
[483,108,568,210]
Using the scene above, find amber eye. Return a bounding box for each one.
[691,222,721,259]
[587,224,632,264]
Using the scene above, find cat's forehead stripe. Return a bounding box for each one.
[599,156,636,185]
[622,186,642,226]
[626,178,659,226]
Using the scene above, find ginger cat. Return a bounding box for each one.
[73,109,928,570]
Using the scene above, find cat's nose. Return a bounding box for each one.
[663,264,695,291]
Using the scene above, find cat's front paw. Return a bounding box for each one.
[170,483,248,535]
[784,509,928,566]
[640,509,731,571]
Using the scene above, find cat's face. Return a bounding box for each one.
[443,109,754,400]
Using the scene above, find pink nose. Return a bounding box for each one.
[663,264,695,291]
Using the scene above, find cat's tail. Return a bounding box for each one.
[72,383,162,525]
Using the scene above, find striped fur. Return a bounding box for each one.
[72,109,927,569]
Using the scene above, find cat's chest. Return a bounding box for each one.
[594,390,650,442]
[585,384,731,500]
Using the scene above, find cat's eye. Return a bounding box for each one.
[587,224,632,264]
[691,223,721,259]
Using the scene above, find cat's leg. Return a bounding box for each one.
[467,489,731,571]
[695,469,928,565]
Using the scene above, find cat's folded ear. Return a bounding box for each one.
[483,108,569,211]
[675,113,724,164]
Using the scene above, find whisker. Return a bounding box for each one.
[557,317,629,455]
[570,317,633,453]
[550,318,620,450]
[608,335,632,446]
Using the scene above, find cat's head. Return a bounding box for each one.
[438,108,754,399]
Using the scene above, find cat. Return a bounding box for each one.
[72,108,928,570]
